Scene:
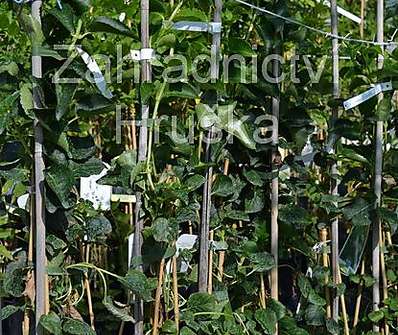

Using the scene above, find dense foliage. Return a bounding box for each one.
[1,0,398,334]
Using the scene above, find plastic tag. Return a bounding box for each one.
[343,81,392,110]
[172,21,222,34]
[80,168,112,210]
[130,48,155,61]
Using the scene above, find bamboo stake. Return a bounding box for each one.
[380,229,389,335]
[353,260,365,334]
[217,159,229,282]
[133,0,151,333]
[373,0,384,332]
[336,270,349,335]
[270,49,280,304]
[198,0,222,293]
[320,229,331,319]
[208,230,214,294]
[152,259,166,335]
[330,0,340,322]
[360,0,366,38]
[83,244,95,330]
[260,273,266,308]
[171,256,179,332]
[31,1,48,333]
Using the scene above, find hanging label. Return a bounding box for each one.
[343,81,393,110]
[80,168,112,210]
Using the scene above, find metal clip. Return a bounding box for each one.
[130,48,156,61]
[343,81,393,110]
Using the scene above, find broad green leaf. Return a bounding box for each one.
[56,84,77,120]
[0,305,22,321]
[368,309,384,323]
[152,217,177,243]
[212,175,234,197]
[91,17,134,37]
[185,175,205,191]
[118,269,154,302]
[86,215,112,242]
[255,308,277,334]
[48,5,76,33]
[46,164,75,209]
[227,38,256,57]
[40,312,62,335]
[187,293,216,314]
[102,296,135,322]
[62,318,96,335]
[248,252,275,272]
[305,304,324,326]
[218,104,256,150]
[20,84,33,115]
[243,169,264,186]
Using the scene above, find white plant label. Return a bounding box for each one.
[80,168,112,210]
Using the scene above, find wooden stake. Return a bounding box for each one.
[172,256,179,332]
[152,259,165,335]
[198,0,222,293]
[208,231,214,294]
[260,273,266,308]
[330,0,340,322]
[373,0,384,332]
[31,1,49,333]
[353,260,365,334]
[320,229,331,319]
[270,48,280,304]
[380,229,389,335]
[133,0,152,333]
[360,0,366,38]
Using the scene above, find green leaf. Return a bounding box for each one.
[268,299,286,321]
[308,290,326,306]
[305,304,324,326]
[0,62,18,76]
[48,4,76,33]
[56,84,77,120]
[243,169,264,186]
[248,252,275,272]
[152,217,177,243]
[40,312,62,335]
[0,305,23,321]
[368,309,384,323]
[245,191,265,213]
[62,318,96,335]
[103,296,135,322]
[187,293,216,314]
[118,269,154,302]
[185,175,205,191]
[86,215,112,242]
[227,38,255,57]
[91,17,134,37]
[217,104,256,150]
[255,308,277,334]
[46,164,75,209]
[297,274,312,298]
[326,318,340,334]
[212,175,234,197]
[20,84,33,115]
